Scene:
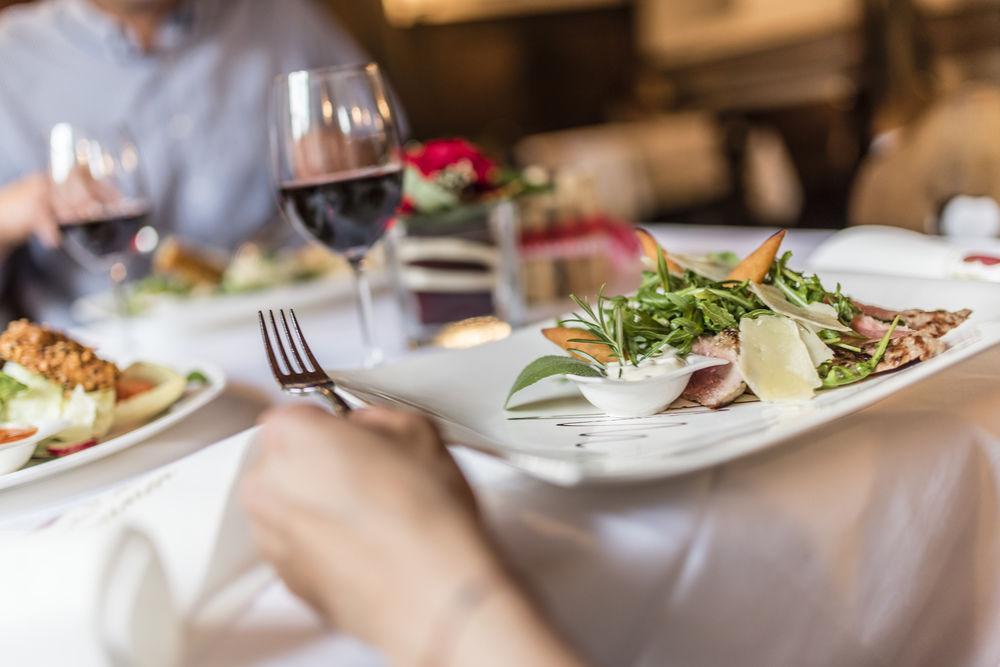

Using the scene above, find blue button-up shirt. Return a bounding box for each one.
[0,0,370,324]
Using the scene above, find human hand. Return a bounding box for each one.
[0,169,124,256]
[240,405,511,665]
[49,163,121,224]
[0,174,59,251]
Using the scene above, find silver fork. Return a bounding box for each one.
[257,308,352,416]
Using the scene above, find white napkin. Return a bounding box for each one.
[0,428,268,665]
[808,225,1000,282]
[0,527,181,666]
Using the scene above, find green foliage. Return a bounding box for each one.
[505,355,603,407]
[506,248,895,406]
[817,317,900,388]
[766,251,858,324]
[0,372,26,403]
[561,251,864,360]
[186,370,210,386]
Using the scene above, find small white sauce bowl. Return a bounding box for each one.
[0,420,69,475]
[567,355,729,418]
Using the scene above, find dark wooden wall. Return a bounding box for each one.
[326,1,637,151]
[0,0,636,152]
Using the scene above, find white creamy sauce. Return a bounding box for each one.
[605,357,684,382]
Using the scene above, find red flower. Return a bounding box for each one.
[404,138,497,186]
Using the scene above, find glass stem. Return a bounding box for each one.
[350,257,382,368]
[110,260,132,354]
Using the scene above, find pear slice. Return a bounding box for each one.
[542,327,616,364]
[634,227,683,273]
[726,230,786,282]
[112,362,187,428]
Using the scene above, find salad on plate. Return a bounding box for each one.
[507,229,972,417]
[123,236,349,315]
[0,319,201,472]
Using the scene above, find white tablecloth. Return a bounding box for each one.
[4,225,999,666]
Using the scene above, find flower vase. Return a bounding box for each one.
[385,199,521,347]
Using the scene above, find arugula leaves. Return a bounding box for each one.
[510,247,890,405]
[560,249,863,364]
[817,317,900,388]
[612,266,764,356]
[767,251,858,324]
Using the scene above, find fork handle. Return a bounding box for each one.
[315,385,352,416]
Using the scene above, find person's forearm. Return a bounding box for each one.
[369,527,587,667]
[440,576,586,667]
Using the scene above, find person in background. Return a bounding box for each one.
[242,404,588,667]
[849,0,1000,235]
[0,0,373,324]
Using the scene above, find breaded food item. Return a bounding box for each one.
[0,320,119,391]
[153,237,226,286]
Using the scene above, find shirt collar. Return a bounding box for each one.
[59,0,201,60]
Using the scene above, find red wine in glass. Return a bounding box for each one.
[62,209,149,263]
[279,167,403,260]
[271,63,403,367]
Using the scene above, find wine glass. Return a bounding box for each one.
[48,123,157,332]
[270,63,403,367]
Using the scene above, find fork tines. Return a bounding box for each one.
[258,308,326,385]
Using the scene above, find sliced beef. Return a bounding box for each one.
[682,329,746,409]
[852,300,900,322]
[867,333,945,373]
[852,300,971,339]
[898,308,971,338]
[851,314,914,340]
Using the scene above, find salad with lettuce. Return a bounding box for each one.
[0,320,197,464]
[507,229,971,415]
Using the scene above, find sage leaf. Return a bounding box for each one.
[505,356,603,407]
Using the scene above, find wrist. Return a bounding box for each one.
[377,517,512,665]
[434,572,582,667]
[406,561,517,667]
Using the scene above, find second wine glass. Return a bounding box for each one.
[270,63,403,368]
[49,123,156,342]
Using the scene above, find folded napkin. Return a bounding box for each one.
[807,226,1000,282]
[0,527,180,666]
[0,428,268,666]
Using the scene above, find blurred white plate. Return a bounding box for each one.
[808,226,1000,282]
[72,271,384,332]
[331,272,1000,486]
[0,361,225,491]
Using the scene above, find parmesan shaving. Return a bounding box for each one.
[738,315,822,402]
[670,253,731,281]
[797,324,835,366]
[750,282,851,332]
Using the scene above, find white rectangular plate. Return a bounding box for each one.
[331,272,1000,486]
[0,361,226,491]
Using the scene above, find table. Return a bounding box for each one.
[5,225,1000,666]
